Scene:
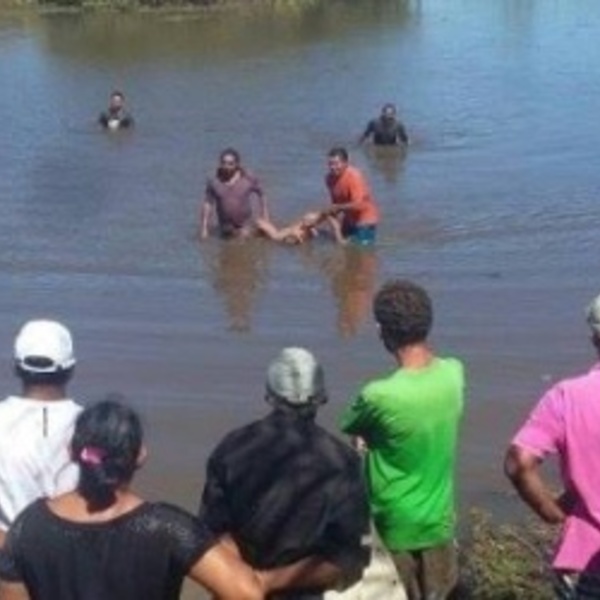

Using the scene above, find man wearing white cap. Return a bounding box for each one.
[505,293,600,598]
[0,320,82,546]
[199,347,370,599]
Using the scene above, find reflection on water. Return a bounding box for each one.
[31,0,414,66]
[200,239,378,337]
[362,144,408,184]
[201,238,270,332]
[302,245,379,338]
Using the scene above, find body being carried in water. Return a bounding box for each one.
[255,211,345,246]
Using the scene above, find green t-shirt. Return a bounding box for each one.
[340,357,464,551]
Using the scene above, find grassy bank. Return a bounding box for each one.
[0,0,360,12]
[460,508,556,599]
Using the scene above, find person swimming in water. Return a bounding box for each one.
[98,90,134,131]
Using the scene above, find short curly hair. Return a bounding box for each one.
[373,279,433,352]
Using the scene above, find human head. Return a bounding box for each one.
[265,347,327,416]
[327,146,349,178]
[300,211,323,228]
[14,319,76,387]
[381,103,397,120]
[71,396,144,509]
[586,292,600,350]
[109,91,125,112]
[373,280,433,354]
[218,147,242,177]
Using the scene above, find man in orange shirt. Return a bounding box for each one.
[324,147,380,246]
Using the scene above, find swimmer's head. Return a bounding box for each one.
[109,91,125,113]
[381,103,397,120]
[218,147,241,177]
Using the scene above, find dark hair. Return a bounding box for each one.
[382,103,397,114]
[15,364,74,388]
[110,90,125,99]
[328,146,349,162]
[71,396,143,509]
[219,147,241,164]
[373,279,433,353]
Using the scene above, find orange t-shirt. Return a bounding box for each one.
[326,165,379,227]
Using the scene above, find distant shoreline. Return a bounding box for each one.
[0,0,328,14]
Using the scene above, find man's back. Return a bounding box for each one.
[340,357,464,552]
[0,396,81,530]
[200,410,369,570]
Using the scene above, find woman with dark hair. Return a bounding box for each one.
[0,398,276,600]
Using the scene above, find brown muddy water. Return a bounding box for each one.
[0,1,599,573]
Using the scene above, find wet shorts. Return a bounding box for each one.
[344,224,377,246]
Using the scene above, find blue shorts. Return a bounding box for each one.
[344,224,377,246]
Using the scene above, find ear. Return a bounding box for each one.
[136,445,148,469]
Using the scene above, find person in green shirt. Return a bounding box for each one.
[340,279,465,600]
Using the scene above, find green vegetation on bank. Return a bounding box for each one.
[460,509,556,599]
[0,0,359,11]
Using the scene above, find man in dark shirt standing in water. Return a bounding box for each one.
[359,103,408,147]
[98,91,134,130]
[200,148,270,240]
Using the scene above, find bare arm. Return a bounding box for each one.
[358,121,374,145]
[214,536,347,595]
[325,215,346,245]
[199,199,213,240]
[259,557,343,594]
[0,582,30,600]
[187,543,263,600]
[397,123,409,145]
[257,192,270,222]
[504,445,566,524]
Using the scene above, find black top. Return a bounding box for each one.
[98,109,134,129]
[0,499,216,600]
[200,410,370,577]
[362,117,408,145]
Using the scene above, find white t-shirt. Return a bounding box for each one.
[0,396,82,531]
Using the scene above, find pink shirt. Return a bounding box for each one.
[513,364,600,573]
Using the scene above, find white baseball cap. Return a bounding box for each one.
[14,320,76,373]
[587,294,600,335]
[266,347,326,405]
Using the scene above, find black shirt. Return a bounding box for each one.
[0,499,216,600]
[199,410,370,577]
[362,117,408,146]
[98,109,134,130]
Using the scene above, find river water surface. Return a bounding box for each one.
[0,0,599,535]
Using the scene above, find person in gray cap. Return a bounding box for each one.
[505,293,600,598]
[199,347,370,600]
[0,320,82,547]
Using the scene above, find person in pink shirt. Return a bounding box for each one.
[505,292,600,599]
